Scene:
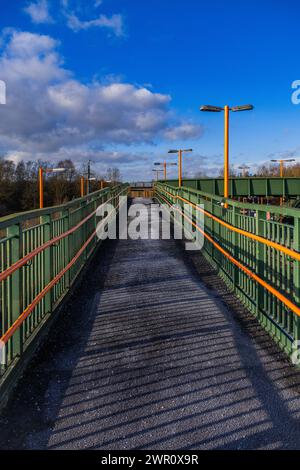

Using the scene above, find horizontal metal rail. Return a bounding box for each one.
[0,187,112,228]
[0,184,128,394]
[158,191,300,318]
[155,182,300,356]
[0,191,120,283]
[1,231,96,345]
[159,186,300,262]
[163,177,300,198]
[0,201,121,345]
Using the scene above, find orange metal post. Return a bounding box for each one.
[280,160,284,178]
[158,191,300,319]
[39,167,44,209]
[80,177,84,197]
[164,162,167,180]
[224,105,230,208]
[100,180,104,190]
[178,150,182,188]
[279,160,284,206]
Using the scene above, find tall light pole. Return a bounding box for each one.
[154,161,177,180]
[87,160,93,195]
[200,104,253,207]
[271,158,295,206]
[271,158,295,178]
[86,176,96,194]
[238,165,250,177]
[80,176,85,197]
[168,149,193,188]
[39,167,66,209]
[152,169,164,181]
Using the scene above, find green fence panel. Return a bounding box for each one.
[155,181,300,359]
[0,184,128,400]
[162,177,300,198]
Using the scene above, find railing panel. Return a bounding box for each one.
[163,177,300,198]
[155,182,300,357]
[0,184,128,394]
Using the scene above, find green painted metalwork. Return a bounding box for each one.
[155,181,300,358]
[163,177,300,198]
[0,184,128,396]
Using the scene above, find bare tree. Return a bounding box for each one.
[106,167,122,184]
[0,158,83,215]
[218,165,237,177]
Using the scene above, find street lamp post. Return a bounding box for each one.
[85,160,96,195]
[152,169,164,181]
[87,160,91,195]
[271,158,295,178]
[39,167,44,209]
[154,161,177,180]
[168,149,193,188]
[80,176,85,197]
[271,158,295,206]
[86,177,96,194]
[200,104,253,207]
[238,165,250,177]
[39,167,66,209]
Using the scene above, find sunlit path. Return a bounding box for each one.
[1,199,300,450]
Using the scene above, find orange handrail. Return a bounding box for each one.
[1,231,96,344]
[160,186,300,262]
[0,190,123,283]
[0,203,121,344]
[157,191,300,318]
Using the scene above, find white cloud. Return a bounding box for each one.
[163,123,203,141]
[59,0,124,36]
[66,13,124,36]
[0,30,203,177]
[24,0,53,24]
[267,147,300,160]
[24,0,124,37]
[0,31,66,83]
[0,79,6,104]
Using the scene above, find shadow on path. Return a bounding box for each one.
[1,198,300,449]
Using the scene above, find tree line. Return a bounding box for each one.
[0,158,121,216]
[254,162,300,177]
[194,161,300,178]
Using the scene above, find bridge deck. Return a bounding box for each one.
[1,198,300,449]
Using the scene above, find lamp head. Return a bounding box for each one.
[200,105,223,112]
[231,104,254,112]
[46,167,67,173]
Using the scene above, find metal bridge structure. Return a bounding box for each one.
[1,178,300,449]
[165,177,300,200]
[0,184,128,404]
[155,181,300,356]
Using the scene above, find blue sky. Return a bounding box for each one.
[0,0,299,180]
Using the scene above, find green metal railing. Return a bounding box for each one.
[0,184,128,401]
[162,177,300,199]
[155,182,300,357]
